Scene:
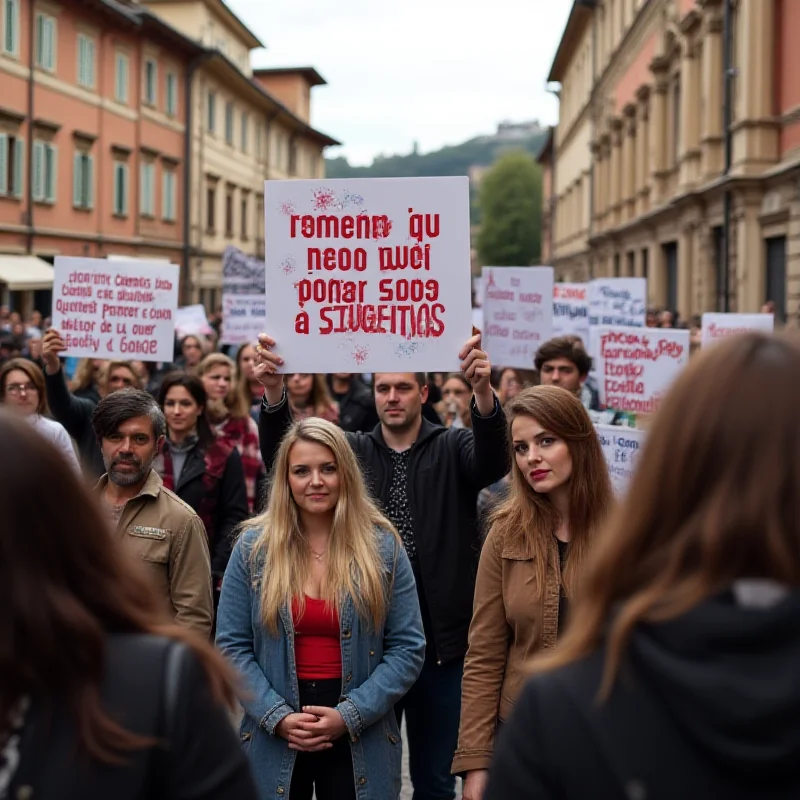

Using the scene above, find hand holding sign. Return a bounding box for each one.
[459,333,495,416]
[254,334,285,403]
[42,328,67,376]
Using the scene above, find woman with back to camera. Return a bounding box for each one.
[216,417,425,800]
[453,385,613,800]
[0,411,258,800]
[486,332,800,799]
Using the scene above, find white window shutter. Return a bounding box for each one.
[87,155,94,208]
[13,136,24,198]
[0,133,7,196]
[72,152,82,206]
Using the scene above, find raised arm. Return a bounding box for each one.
[252,334,293,472]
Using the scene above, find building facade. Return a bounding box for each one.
[541,0,800,322]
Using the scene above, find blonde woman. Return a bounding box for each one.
[69,357,104,403]
[198,353,264,513]
[216,418,425,800]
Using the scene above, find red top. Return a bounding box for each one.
[292,596,342,680]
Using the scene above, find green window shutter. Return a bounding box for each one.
[45,143,57,202]
[86,155,94,209]
[13,136,24,198]
[122,164,128,216]
[0,133,7,195]
[32,140,43,200]
[72,152,82,206]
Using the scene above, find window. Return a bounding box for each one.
[288,140,297,175]
[207,91,216,133]
[205,184,216,232]
[240,112,248,152]
[162,169,176,221]
[144,58,157,106]
[32,140,57,203]
[76,34,95,89]
[240,194,247,239]
[0,133,24,198]
[35,12,56,71]
[115,53,129,104]
[3,0,19,55]
[225,102,234,145]
[140,161,155,216]
[255,123,262,160]
[225,188,234,237]
[72,151,93,209]
[112,161,128,216]
[166,72,177,116]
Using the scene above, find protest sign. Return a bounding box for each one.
[481,266,554,369]
[174,305,213,338]
[589,277,646,326]
[701,312,774,347]
[264,177,472,372]
[553,282,589,346]
[220,246,267,346]
[596,424,646,497]
[595,325,689,414]
[52,256,178,361]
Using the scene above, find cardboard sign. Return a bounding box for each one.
[52,256,178,361]
[553,282,589,347]
[701,313,774,347]
[220,246,266,346]
[481,266,554,369]
[595,325,689,414]
[589,278,646,327]
[264,177,472,372]
[596,423,646,497]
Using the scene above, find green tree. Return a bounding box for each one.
[477,151,542,266]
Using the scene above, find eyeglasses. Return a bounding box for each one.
[6,382,37,395]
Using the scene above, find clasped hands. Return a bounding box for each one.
[276,705,349,752]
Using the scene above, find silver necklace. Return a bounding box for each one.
[298,532,327,562]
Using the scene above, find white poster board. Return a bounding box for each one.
[220,246,267,346]
[553,282,589,346]
[174,305,214,338]
[52,256,178,361]
[481,266,554,369]
[701,313,774,347]
[589,278,646,327]
[595,325,689,414]
[264,177,472,372]
[596,424,646,497]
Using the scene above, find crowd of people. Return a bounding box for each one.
[3,298,800,800]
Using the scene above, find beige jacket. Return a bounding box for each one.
[451,523,561,774]
[95,470,213,635]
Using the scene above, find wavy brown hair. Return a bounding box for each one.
[490,385,613,597]
[0,410,236,763]
[534,332,800,694]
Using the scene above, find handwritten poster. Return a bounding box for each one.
[701,313,774,347]
[174,305,214,338]
[596,424,646,497]
[220,245,267,346]
[264,177,472,373]
[52,256,178,361]
[481,267,554,369]
[595,325,689,414]
[553,282,589,346]
[589,278,646,327]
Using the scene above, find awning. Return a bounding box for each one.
[0,255,54,290]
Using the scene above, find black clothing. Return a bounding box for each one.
[9,634,258,800]
[327,377,379,433]
[261,391,508,664]
[556,538,568,634]
[45,366,104,478]
[487,588,800,799]
[74,383,102,405]
[289,679,356,800]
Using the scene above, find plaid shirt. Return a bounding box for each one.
[215,415,264,513]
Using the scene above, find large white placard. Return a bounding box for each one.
[595,325,689,414]
[52,256,178,361]
[701,313,774,347]
[220,246,267,346]
[596,424,646,497]
[481,266,554,369]
[589,277,646,327]
[553,282,589,346]
[264,177,472,372]
[174,305,214,338]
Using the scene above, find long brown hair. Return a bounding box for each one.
[0,358,49,415]
[0,410,236,762]
[535,332,800,695]
[490,385,613,597]
[197,352,249,421]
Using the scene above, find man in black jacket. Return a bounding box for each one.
[326,372,380,433]
[255,332,508,800]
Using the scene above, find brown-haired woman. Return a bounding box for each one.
[439,373,473,429]
[0,410,258,799]
[235,342,264,423]
[453,385,613,800]
[286,373,340,424]
[486,331,800,800]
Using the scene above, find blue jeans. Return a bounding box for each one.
[395,653,464,800]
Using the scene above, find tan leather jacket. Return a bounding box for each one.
[451,523,561,774]
[95,470,213,635]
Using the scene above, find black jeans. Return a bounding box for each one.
[289,678,356,800]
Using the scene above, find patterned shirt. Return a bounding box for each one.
[385,448,417,560]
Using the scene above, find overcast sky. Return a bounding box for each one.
[228,0,573,166]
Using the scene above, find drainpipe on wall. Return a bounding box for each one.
[721,0,734,312]
[25,0,35,254]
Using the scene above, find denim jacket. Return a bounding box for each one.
[216,527,425,800]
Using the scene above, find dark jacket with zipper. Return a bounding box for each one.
[327,376,380,433]
[487,587,800,800]
[259,389,508,663]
